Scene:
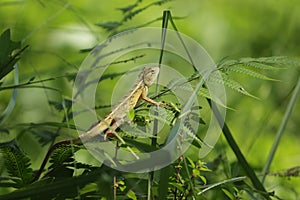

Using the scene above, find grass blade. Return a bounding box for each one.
[261,77,300,183]
[209,100,272,200]
[197,176,247,195]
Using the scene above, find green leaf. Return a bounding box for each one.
[49,144,80,168]
[209,72,258,98]
[158,165,174,199]
[199,175,207,185]
[186,156,195,168]
[0,127,9,134]
[96,21,122,31]
[0,182,20,188]
[30,130,58,146]
[222,188,235,200]
[46,144,81,179]
[127,109,135,121]
[126,189,137,200]
[165,71,210,156]
[169,182,185,192]
[227,65,277,81]
[0,139,34,187]
[97,0,172,32]
[0,170,99,200]
[197,176,247,195]
[241,56,300,68]
[48,98,73,112]
[0,29,28,80]
[117,3,139,13]
[192,168,200,177]
[218,56,300,82]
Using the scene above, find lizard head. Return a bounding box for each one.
[142,66,160,86]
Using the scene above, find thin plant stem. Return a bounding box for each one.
[148,10,170,200]
[208,100,272,200]
[261,77,300,183]
[113,141,119,200]
[198,176,247,195]
[147,173,153,200]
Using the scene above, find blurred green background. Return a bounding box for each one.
[0,0,299,198]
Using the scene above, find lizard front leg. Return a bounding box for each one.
[141,86,166,107]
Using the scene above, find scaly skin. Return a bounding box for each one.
[79,66,164,142]
[35,66,164,181]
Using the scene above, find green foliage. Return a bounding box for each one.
[0,29,27,80]
[43,144,82,181]
[30,130,58,147]
[0,1,299,199]
[49,145,80,169]
[268,166,300,178]
[219,56,300,79]
[0,140,34,187]
[0,29,27,125]
[190,56,300,103]
[165,156,211,197]
[97,0,172,32]
[48,98,73,113]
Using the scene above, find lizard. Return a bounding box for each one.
[34,66,165,180]
[78,65,165,143]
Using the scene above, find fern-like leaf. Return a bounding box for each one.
[49,144,80,168]
[48,98,73,112]
[122,0,172,23]
[117,2,139,13]
[0,140,34,187]
[208,71,258,98]
[246,56,300,67]
[30,130,58,146]
[219,58,281,81]
[225,65,277,81]
[182,120,212,149]
[96,21,122,31]
[213,56,300,98]
[97,0,172,32]
[220,56,300,72]
[268,166,300,177]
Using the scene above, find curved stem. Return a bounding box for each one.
[33,138,81,182]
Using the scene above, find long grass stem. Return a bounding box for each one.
[209,100,271,200]
[261,77,300,183]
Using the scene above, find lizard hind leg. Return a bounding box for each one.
[104,118,125,141]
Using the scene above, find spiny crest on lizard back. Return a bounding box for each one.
[142,66,159,86]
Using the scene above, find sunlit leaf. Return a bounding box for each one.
[0,29,28,80]
[126,189,137,200]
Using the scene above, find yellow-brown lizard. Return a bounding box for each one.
[35,66,164,180]
[79,66,164,143]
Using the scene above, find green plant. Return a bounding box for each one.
[1,1,299,199]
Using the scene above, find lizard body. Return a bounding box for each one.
[78,66,163,142]
[35,66,163,180]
